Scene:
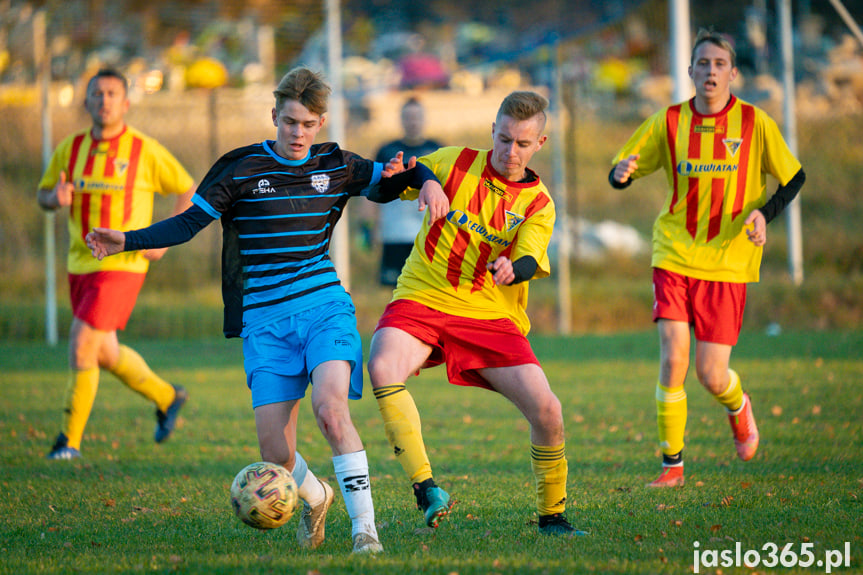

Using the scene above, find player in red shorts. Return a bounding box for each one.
[37,68,195,460]
[368,91,584,536]
[609,29,805,487]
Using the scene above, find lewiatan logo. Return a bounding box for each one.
[446,210,511,247]
[676,161,739,176]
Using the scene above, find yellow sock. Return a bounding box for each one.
[62,367,100,450]
[656,382,687,457]
[714,369,744,412]
[531,443,568,516]
[374,384,432,484]
[110,345,175,412]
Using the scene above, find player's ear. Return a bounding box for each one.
[271,107,278,127]
[319,113,327,129]
[536,134,548,150]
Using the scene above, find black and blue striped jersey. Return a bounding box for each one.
[192,140,383,337]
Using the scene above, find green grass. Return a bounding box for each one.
[1,331,861,574]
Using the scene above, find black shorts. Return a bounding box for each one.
[379,243,414,286]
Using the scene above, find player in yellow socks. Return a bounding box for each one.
[610,29,803,486]
[369,91,584,535]
[38,68,194,459]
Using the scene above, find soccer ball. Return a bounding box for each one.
[230,461,299,530]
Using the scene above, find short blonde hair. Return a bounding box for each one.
[496,91,548,129]
[273,67,331,114]
[691,28,737,67]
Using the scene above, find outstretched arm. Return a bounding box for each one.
[87,228,127,260]
[143,185,197,262]
[86,203,215,260]
[366,161,449,222]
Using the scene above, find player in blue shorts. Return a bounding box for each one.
[86,67,449,554]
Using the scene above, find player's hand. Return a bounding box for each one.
[613,154,640,184]
[54,171,74,207]
[86,227,126,260]
[381,151,415,177]
[744,209,767,246]
[486,256,515,286]
[143,247,168,261]
[417,180,449,222]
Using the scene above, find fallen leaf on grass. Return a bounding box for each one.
[710,524,722,532]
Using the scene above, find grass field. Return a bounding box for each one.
[1,331,861,574]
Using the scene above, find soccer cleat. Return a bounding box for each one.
[728,393,759,461]
[413,479,453,528]
[154,385,188,443]
[352,532,384,554]
[297,479,334,549]
[647,465,685,487]
[46,433,81,460]
[538,513,588,536]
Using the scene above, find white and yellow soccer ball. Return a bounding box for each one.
[230,461,299,529]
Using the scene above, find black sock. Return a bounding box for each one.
[662,451,683,466]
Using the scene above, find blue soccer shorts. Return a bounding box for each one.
[243,300,364,408]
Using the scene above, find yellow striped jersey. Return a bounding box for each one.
[394,146,555,334]
[39,126,194,274]
[612,96,801,282]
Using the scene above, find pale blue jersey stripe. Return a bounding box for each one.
[192,195,221,219]
[234,211,330,220]
[237,194,344,202]
[243,271,341,307]
[241,238,328,255]
[239,224,328,239]
[243,254,327,273]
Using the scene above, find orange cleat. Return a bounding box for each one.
[728,393,759,461]
[647,465,684,488]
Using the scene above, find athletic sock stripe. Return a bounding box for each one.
[656,387,687,403]
[373,384,406,399]
[531,447,566,460]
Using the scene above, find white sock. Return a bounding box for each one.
[292,451,325,507]
[333,450,378,537]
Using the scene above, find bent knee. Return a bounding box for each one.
[367,353,404,386]
[534,394,564,430]
[314,403,353,442]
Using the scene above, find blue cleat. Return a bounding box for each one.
[538,513,588,536]
[47,433,81,460]
[413,479,453,528]
[155,385,188,443]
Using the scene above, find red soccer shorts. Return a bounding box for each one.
[69,271,146,331]
[652,267,747,346]
[375,299,540,390]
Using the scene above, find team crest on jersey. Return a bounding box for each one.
[253,178,277,194]
[723,138,743,157]
[505,211,524,232]
[311,174,330,193]
[113,159,129,175]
